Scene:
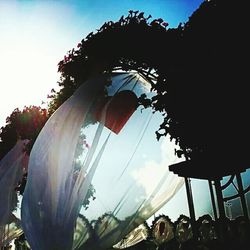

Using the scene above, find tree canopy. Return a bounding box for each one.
[2,0,249,174]
[48,0,250,175]
[0,106,48,160]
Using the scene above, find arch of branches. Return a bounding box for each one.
[48,10,187,155]
[49,0,250,171]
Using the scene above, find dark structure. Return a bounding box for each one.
[169,159,250,241]
[162,0,250,242]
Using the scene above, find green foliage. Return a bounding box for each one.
[46,9,184,156]
[47,76,77,115]
[0,106,48,159]
[74,132,96,209]
[82,184,96,210]
[0,106,49,204]
[47,10,180,115]
[49,1,250,168]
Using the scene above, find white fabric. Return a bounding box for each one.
[0,140,28,245]
[21,75,108,250]
[73,215,93,250]
[113,223,149,249]
[0,214,23,247]
[21,72,184,250]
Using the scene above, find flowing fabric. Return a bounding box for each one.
[21,75,109,250]
[73,215,93,250]
[113,223,149,249]
[21,72,184,250]
[0,140,28,246]
[0,214,23,247]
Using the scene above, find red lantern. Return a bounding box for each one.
[95,90,138,134]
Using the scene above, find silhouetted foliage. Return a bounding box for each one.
[0,106,48,159]
[74,132,96,209]
[0,106,48,202]
[153,0,249,164]
[47,9,178,114]
[48,0,250,175]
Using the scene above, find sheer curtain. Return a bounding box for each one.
[0,140,29,246]
[21,72,184,250]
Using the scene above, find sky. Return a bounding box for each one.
[1,0,249,233]
[0,0,204,128]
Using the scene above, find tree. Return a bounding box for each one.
[47,9,180,114]
[48,0,250,175]
[0,106,48,160]
[0,106,48,204]
[146,0,250,177]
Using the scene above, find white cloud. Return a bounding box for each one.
[132,136,183,197]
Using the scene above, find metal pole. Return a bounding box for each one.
[184,177,198,240]
[214,179,226,219]
[225,202,233,220]
[236,173,249,219]
[208,180,218,220]
[214,178,226,243]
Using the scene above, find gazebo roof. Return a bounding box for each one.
[169,156,249,180]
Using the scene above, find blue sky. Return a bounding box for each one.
[0,0,204,128]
